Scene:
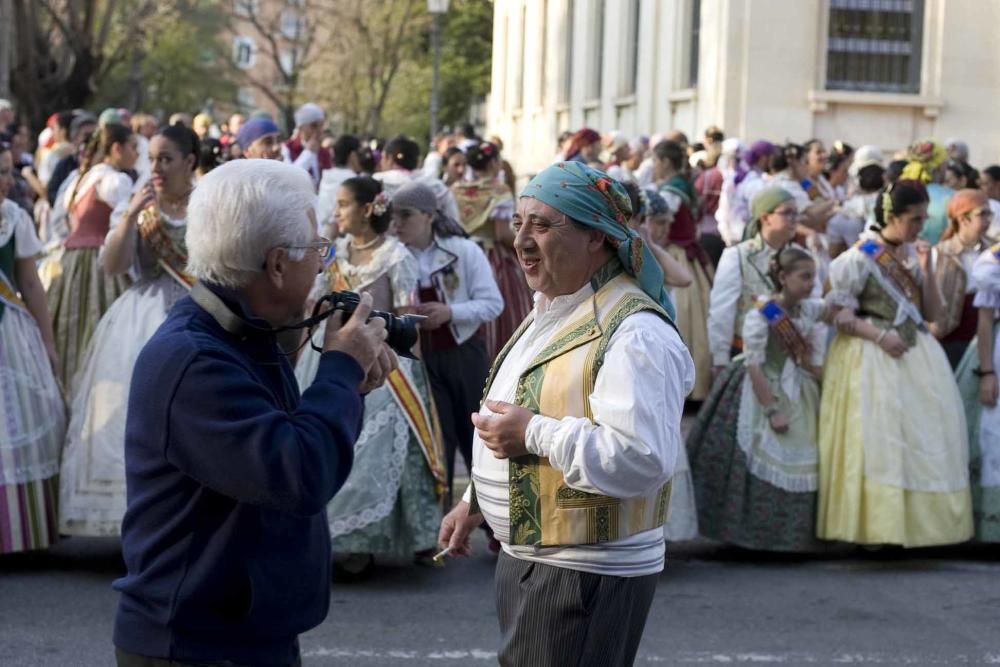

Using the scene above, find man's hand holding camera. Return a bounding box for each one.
[323,292,398,393]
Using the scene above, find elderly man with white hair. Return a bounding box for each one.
[112,160,395,667]
[283,102,333,186]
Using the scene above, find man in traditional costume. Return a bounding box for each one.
[439,162,694,667]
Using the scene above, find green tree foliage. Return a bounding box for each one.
[91,1,235,119]
[437,0,493,131]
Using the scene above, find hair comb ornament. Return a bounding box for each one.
[372,191,389,217]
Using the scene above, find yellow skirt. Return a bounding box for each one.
[818,331,973,547]
[666,245,714,401]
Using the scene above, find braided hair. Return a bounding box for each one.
[871,179,929,232]
[67,122,133,211]
[767,244,814,291]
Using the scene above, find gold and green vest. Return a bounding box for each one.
[470,261,678,547]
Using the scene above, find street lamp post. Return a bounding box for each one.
[428,0,450,143]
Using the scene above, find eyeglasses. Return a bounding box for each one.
[771,208,799,218]
[970,209,995,220]
[285,237,333,259]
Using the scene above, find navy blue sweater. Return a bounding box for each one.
[113,286,364,666]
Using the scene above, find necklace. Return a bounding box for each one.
[350,234,384,251]
[159,188,192,211]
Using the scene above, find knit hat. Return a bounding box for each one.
[746,186,795,238]
[391,180,468,238]
[235,117,280,149]
[391,180,438,214]
[294,102,324,128]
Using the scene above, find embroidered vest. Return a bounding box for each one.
[472,262,677,546]
[857,275,921,348]
[734,236,777,345]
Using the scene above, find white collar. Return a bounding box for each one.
[534,282,594,317]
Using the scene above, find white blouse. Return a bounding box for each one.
[826,232,925,327]
[464,282,695,577]
[0,199,43,259]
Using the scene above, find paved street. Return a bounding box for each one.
[2,530,999,666]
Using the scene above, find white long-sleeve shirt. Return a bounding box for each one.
[464,282,695,576]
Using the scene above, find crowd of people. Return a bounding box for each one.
[0,92,998,571]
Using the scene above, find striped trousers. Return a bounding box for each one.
[495,551,659,667]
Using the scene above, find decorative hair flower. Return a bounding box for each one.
[372,191,389,216]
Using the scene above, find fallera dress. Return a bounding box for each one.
[658,175,714,401]
[59,204,192,536]
[295,236,444,559]
[954,245,1000,542]
[818,234,973,547]
[687,297,828,551]
[452,177,532,361]
[47,163,134,388]
[0,199,66,553]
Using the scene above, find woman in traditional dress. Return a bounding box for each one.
[651,140,714,401]
[931,189,994,368]
[955,244,1000,542]
[47,122,137,388]
[0,143,65,554]
[693,245,829,550]
[819,180,973,547]
[58,125,199,537]
[691,188,812,546]
[451,142,532,360]
[296,176,444,576]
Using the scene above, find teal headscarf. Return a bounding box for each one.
[522,162,676,319]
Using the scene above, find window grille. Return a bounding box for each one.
[619,0,640,96]
[558,0,574,104]
[825,0,924,94]
[689,0,701,87]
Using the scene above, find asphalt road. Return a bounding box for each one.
[1,531,999,666]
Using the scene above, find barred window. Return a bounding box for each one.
[825,0,924,94]
[689,0,701,88]
[619,0,640,97]
[586,0,605,100]
[558,0,574,104]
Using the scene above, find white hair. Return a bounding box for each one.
[185,159,316,288]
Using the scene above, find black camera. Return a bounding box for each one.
[311,290,423,359]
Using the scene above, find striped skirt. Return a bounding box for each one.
[0,478,59,554]
[483,244,533,361]
[0,304,66,554]
[46,247,132,389]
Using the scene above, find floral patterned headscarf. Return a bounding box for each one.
[521,162,676,319]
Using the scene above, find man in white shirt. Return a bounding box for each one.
[282,102,332,187]
[439,162,694,667]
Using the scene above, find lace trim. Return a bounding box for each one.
[735,375,818,492]
[327,402,410,537]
